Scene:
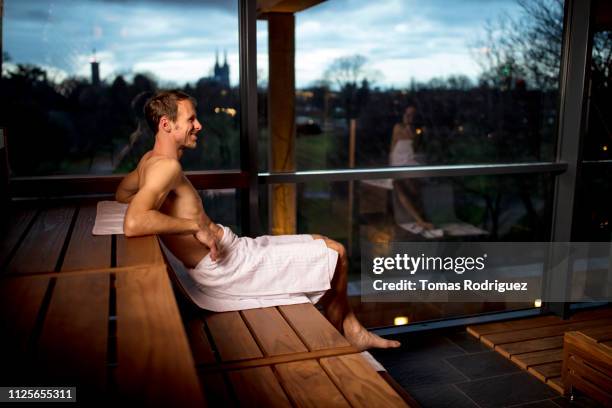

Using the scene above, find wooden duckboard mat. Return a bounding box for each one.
[466,307,612,394]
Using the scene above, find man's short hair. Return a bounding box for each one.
[144,90,197,133]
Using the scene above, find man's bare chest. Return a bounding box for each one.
[160,178,203,219]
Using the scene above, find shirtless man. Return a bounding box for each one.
[115,90,399,350]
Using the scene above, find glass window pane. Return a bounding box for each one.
[581,6,611,161]
[259,173,553,326]
[1,0,240,176]
[258,0,564,171]
[573,165,611,242]
[200,188,241,235]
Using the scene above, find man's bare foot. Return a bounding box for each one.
[343,313,401,351]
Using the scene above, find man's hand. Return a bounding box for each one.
[194,227,221,262]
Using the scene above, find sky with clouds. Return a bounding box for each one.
[3,0,522,88]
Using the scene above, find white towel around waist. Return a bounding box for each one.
[187,225,339,311]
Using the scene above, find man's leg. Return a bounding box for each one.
[312,234,400,350]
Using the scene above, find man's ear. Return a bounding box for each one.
[159,116,172,133]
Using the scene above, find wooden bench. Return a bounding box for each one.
[181,302,411,407]
[562,326,612,406]
[1,200,414,406]
[0,200,203,405]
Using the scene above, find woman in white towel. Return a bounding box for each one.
[390,105,433,230]
[116,90,400,351]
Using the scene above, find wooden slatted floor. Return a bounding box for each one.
[467,307,612,394]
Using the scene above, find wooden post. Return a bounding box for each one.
[268,13,296,235]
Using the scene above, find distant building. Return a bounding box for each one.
[213,49,230,88]
[91,59,100,86]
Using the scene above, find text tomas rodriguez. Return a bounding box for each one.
[372,279,528,293]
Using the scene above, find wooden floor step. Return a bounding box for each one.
[465,307,612,395]
[528,362,562,382]
[467,315,562,338]
[511,348,563,370]
[547,377,564,394]
[574,324,612,342]
[496,336,563,358]
[481,318,612,348]
[467,308,612,339]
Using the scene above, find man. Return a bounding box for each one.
[116,90,399,350]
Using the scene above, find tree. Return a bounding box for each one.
[474,0,563,90]
[323,55,379,120]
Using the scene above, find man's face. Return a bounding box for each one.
[170,100,202,149]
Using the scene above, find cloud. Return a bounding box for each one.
[3,0,523,88]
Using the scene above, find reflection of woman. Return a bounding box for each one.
[390,106,433,230]
[390,106,419,166]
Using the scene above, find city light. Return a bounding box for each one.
[393,316,409,326]
[214,107,236,117]
[603,145,608,152]
[416,128,422,135]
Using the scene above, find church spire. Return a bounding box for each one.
[224,49,228,67]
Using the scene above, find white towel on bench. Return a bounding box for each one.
[92,201,128,235]
[185,225,339,312]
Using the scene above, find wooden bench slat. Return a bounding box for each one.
[38,273,109,388]
[528,361,562,381]
[511,348,563,369]
[278,303,350,351]
[320,353,409,408]
[0,276,49,354]
[115,265,204,407]
[566,372,612,403]
[206,312,263,362]
[187,318,217,365]
[200,346,358,374]
[242,307,308,356]
[496,336,563,358]
[482,318,612,347]
[565,331,612,372]
[115,235,163,267]
[62,203,111,271]
[7,206,75,274]
[201,373,235,407]
[275,359,350,408]
[228,366,292,408]
[567,354,612,393]
[0,207,37,268]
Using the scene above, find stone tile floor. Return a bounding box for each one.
[371,330,602,408]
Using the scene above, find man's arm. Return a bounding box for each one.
[122,158,221,260]
[116,169,140,203]
[123,159,198,236]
